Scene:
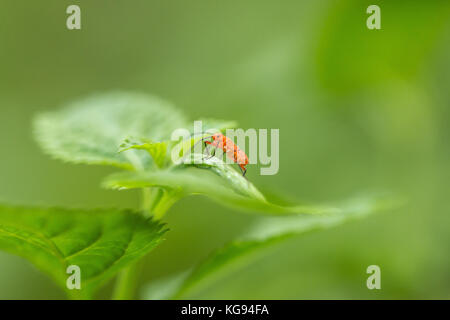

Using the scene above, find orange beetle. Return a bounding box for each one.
[200,133,249,177]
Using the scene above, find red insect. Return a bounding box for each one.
[199,133,249,177]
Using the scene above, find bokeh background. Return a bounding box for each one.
[0,0,449,299]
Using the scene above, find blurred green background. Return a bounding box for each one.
[0,0,449,299]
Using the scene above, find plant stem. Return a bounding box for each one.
[141,187,154,216]
[112,187,171,300]
[112,259,145,300]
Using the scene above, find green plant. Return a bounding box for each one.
[0,92,396,299]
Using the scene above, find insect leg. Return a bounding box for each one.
[205,147,216,160]
[190,136,212,156]
[203,141,210,155]
[238,165,248,178]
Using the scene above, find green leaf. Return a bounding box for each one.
[34,92,187,170]
[0,204,167,299]
[103,166,338,216]
[143,195,398,299]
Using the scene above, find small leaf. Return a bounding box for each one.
[119,137,169,169]
[0,204,167,299]
[34,92,187,170]
[142,195,397,299]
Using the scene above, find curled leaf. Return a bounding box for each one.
[119,137,169,169]
[103,167,341,216]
